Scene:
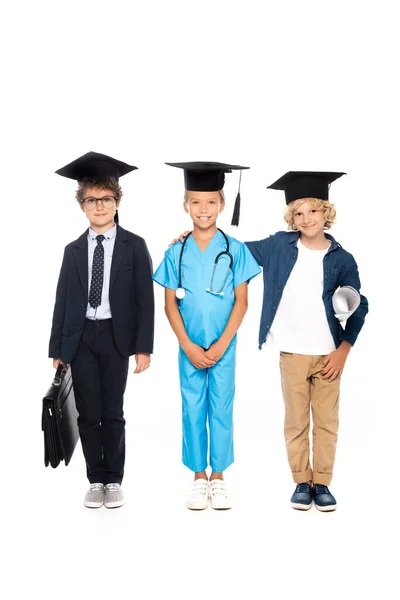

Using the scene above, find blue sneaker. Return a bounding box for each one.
[313,484,337,512]
[290,483,312,510]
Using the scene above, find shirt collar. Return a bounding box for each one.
[88,224,117,241]
[287,231,301,244]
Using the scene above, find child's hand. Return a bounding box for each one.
[134,352,151,374]
[53,358,67,370]
[183,342,216,369]
[320,344,350,382]
[204,342,227,363]
[168,231,191,247]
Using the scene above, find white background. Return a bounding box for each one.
[1,1,399,598]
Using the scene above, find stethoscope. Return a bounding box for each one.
[175,228,233,299]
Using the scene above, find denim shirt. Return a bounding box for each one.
[245,231,368,350]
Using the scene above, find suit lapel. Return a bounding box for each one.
[110,224,128,290]
[73,230,89,301]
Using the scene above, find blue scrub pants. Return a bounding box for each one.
[178,341,236,472]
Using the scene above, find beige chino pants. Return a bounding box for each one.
[279,352,340,486]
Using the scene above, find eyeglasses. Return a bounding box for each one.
[82,196,117,209]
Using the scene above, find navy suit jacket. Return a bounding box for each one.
[49,224,154,364]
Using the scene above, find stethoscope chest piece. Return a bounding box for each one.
[176,287,186,299]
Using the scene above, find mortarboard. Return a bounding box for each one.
[166,161,249,226]
[267,171,346,205]
[55,151,137,181]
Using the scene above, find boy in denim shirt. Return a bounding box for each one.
[246,171,368,511]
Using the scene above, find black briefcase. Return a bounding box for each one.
[42,364,79,468]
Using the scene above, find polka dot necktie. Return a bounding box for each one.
[88,234,105,308]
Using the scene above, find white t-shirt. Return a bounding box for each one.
[268,238,336,355]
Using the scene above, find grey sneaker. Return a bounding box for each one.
[104,483,125,508]
[84,483,104,508]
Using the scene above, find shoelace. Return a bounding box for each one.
[209,481,228,498]
[90,483,104,492]
[295,483,311,493]
[104,484,119,493]
[314,485,329,495]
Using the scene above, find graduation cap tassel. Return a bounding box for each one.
[231,170,242,227]
[231,192,240,226]
[114,209,119,224]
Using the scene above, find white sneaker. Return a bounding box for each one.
[186,479,209,510]
[104,483,125,509]
[209,480,232,510]
[84,483,104,508]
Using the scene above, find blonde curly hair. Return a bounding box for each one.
[284,197,336,231]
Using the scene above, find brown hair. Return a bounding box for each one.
[75,177,123,204]
[284,197,336,230]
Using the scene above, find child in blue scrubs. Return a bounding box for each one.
[153,162,260,510]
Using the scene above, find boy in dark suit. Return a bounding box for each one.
[49,151,154,508]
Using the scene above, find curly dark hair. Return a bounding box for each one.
[75,177,123,204]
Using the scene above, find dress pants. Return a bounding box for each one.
[71,319,129,484]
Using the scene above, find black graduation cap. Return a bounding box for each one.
[55,151,137,181]
[166,161,249,226]
[267,171,346,205]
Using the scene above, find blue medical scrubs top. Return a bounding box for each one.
[153,230,261,348]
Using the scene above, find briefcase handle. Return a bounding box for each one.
[53,363,65,387]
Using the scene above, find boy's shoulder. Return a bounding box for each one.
[325,233,357,262]
[116,224,147,246]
